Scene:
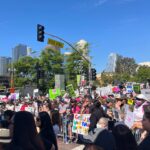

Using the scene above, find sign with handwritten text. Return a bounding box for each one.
[72,114,91,135]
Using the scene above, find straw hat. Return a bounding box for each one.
[0,128,11,143]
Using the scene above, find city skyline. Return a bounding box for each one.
[0,42,149,73]
[0,0,150,72]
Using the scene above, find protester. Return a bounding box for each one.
[3,110,15,128]
[84,128,116,150]
[81,117,116,150]
[9,111,44,150]
[80,95,91,114]
[0,81,150,149]
[133,94,150,142]
[112,124,138,150]
[37,111,58,150]
[89,100,108,131]
[138,108,150,150]
[0,128,11,150]
[51,109,61,136]
[96,117,109,129]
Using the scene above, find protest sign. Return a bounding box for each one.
[77,75,81,86]
[61,90,66,96]
[125,110,134,128]
[49,88,61,100]
[126,85,133,93]
[127,99,134,105]
[133,84,140,94]
[66,84,75,97]
[112,86,120,93]
[72,114,91,135]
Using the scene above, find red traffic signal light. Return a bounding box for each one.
[37,24,45,42]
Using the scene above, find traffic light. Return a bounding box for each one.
[91,68,97,80]
[40,70,45,78]
[37,70,41,79]
[37,70,44,79]
[83,68,89,81]
[37,24,45,42]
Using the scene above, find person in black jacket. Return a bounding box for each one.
[89,100,108,132]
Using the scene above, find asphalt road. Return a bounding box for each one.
[57,138,84,150]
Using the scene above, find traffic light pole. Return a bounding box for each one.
[45,32,91,64]
[44,32,92,85]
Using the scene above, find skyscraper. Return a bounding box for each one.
[27,47,32,56]
[64,52,72,65]
[0,57,11,76]
[105,53,117,72]
[12,44,27,62]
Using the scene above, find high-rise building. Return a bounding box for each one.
[0,57,11,76]
[27,47,32,56]
[12,44,27,62]
[76,39,88,57]
[64,52,72,64]
[105,53,117,72]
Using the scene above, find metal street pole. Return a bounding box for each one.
[44,32,92,86]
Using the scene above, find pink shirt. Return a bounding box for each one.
[72,106,80,114]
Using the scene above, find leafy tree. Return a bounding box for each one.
[13,56,37,87]
[101,72,113,86]
[39,48,64,91]
[115,55,137,75]
[135,65,150,83]
[65,41,91,88]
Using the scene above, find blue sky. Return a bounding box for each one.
[0,0,150,73]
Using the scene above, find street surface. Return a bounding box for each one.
[57,138,84,150]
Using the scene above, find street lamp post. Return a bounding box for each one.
[8,64,16,93]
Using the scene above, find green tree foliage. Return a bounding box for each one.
[13,56,37,87]
[101,72,113,86]
[65,42,90,88]
[115,55,137,75]
[136,66,150,82]
[12,41,92,92]
[40,48,64,90]
[13,48,64,93]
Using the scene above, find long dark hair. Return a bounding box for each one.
[39,111,58,150]
[51,110,60,126]
[112,124,138,150]
[10,111,44,150]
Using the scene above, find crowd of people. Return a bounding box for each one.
[0,84,150,150]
